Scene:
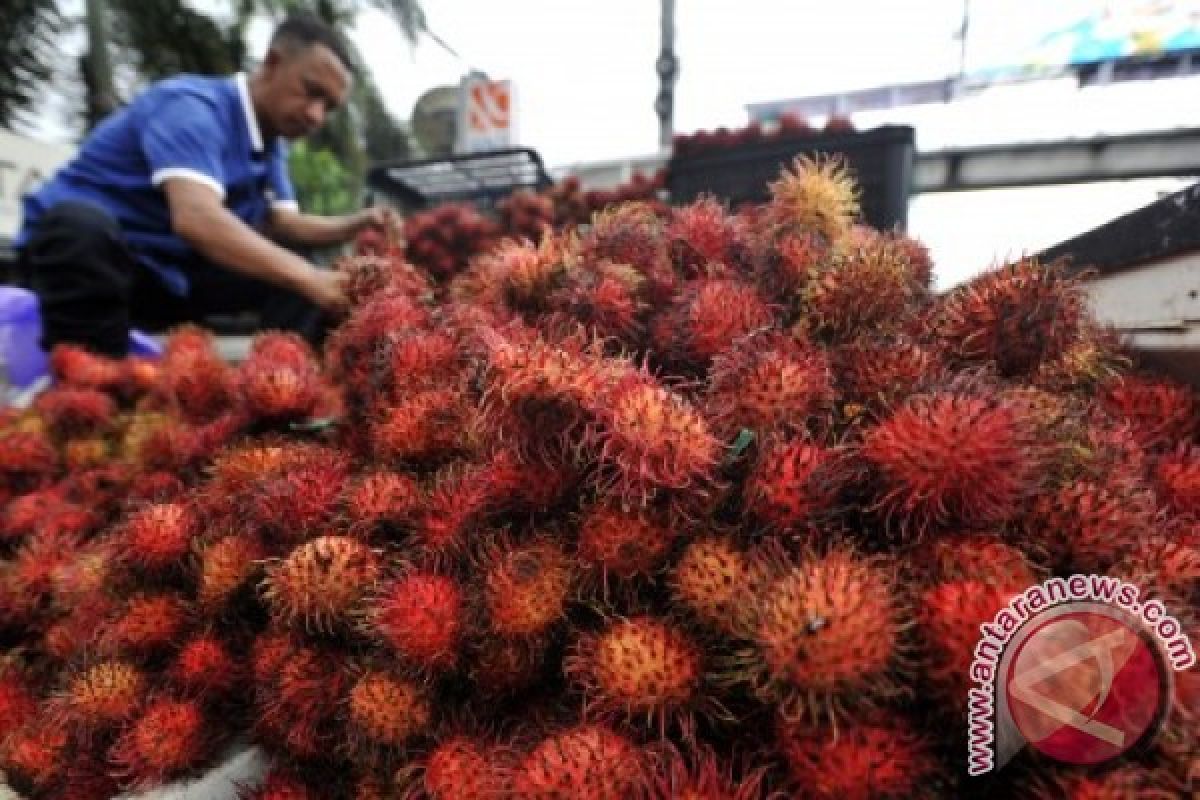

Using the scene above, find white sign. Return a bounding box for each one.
[0,130,74,242]
[457,74,517,153]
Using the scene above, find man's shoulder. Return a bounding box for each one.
[136,74,234,114]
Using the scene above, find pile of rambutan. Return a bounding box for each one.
[672,114,858,158]
[0,155,1196,800]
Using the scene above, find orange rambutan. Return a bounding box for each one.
[262,535,381,633]
[371,571,465,672]
[345,669,432,756]
[763,154,860,244]
[195,533,267,614]
[478,536,575,641]
[56,660,146,732]
[740,545,908,723]
[565,614,709,737]
[670,534,758,638]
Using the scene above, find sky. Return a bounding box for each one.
[23,1,1200,288]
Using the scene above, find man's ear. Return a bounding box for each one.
[262,46,284,77]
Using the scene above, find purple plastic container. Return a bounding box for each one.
[0,286,163,391]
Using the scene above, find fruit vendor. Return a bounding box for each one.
[14,13,397,357]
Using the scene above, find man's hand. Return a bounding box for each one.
[350,206,403,238]
[300,268,350,315]
[269,204,403,248]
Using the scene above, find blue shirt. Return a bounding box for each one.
[17,73,298,296]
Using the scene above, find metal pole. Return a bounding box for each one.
[656,0,678,150]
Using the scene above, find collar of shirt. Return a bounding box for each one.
[234,72,265,154]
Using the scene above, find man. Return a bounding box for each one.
[15,13,391,356]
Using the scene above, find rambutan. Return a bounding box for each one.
[240,770,321,800]
[371,571,465,672]
[100,593,190,658]
[705,330,834,440]
[370,386,471,465]
[377,329,462,399]
[779,716,942,800]
[346,670,432,753]
[652,278,776,368]
[0,430,59,494]
[339,252,431,306]
[0,665,37,742]
[576,502,677,588]
[196,533,268,614]
[118,501,197,574]
[57,660,146,731]
[258,643,349,759]
[239,332,324,422]
[405,735,508,800]
[655,744,768,800]
[509,723,649,799]
[480,537,574,640]
[548,260,648,345]
[63,436,111,471]
[468,636,549,697]
[795,228,927,341]
[474,446,579,514]
[1032,765,1182,800]
[834,337,944,417]
[565,614,707,736]
[862,391,1048,536]
[1099,372,1199,452]
[50,343,126,392]
[584,370,722,505]
[343,470,423,536]
[579,202,674,297]
[742,545,907,722]
[160,338,239,423]
[1113,525,1200,608]
[1153,443,1200,516]
[1028,479,1157,572]
[168,633,240,698]
[0,719,70,794]
[0,487,62,543]
[670,534,757,637]
[109,695,213,789]
[934,257,1088,378]
[743,436,844,535]
[33,386,116,438]
[244,457,350,545]
[764,154,860,243]
[262,535,381,633]
[666,196,747,277]
[913,533,1039,591]
[917,579,1016,708]
[408,465,489,564]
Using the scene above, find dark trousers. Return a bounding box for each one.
[15,201,327,358]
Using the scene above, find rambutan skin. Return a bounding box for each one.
[509,724,649,800]
[371,572,465,671]
[480,538,575,640]
[108,696,213,789]
[263,535,382,633]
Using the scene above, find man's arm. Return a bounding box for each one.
[162,178,347,312]
[267,206,400,249]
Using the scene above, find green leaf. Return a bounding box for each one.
[726,428,755,463]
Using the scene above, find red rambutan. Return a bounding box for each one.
[119,501,197,574]
[50,343,126,392]
[862,391,1048,536]
[705,329,834,440]
[109,695,213,789]
[917,579,1015,708]
[57,660,146,732]
[168,633,240,698]
[1097,373,1199,454]
[0,430,59,494]
[576,502,677,588]
[345,669,432,754]
[743,436,844,535]
[406,735,508,800]
[509,723,649,799]
[0,719,70,794]
[100,593,190,658]
[652,278,776,368]
[370,387,470,465]
[779,716,942,800]
[670,534,757,637]
[371,571,465,672]
[196,533,268,614]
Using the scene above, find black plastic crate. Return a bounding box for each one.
[666,125,915,231]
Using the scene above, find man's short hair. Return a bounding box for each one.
[270,12,357,75]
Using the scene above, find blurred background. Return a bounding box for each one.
[4,0,1200,288]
